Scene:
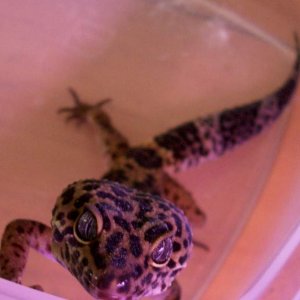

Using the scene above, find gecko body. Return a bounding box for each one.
[0,40,299,299]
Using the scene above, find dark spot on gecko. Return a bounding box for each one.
[113,216,131,232]
[163,187,170,195]
[167,259,176,269]
[131,264,143,279]
[105,232,123,254]
[113,197,133,212]
[134,216,156,229]
[38,224,47,234]
[56,212,65,220]
[134,286,145,297]
[68,236,81,247]
[111,184,128,197]
[156,133,180,153]
[172,241,181,252]
[185,223,192,244]
[102,214,111,231]
[61,186,75,205]
[125,163,134,170]
[152,266,161,273]
[204,130,211,139]
[83,182,100,191]
[141,273,153,286]
[96,202,118,212]
[74,193,93,209]
[152,281,159,289]
[155,122,196,161]
[179,254,188,265]
[173,194,179,202]
[157,213,167,220]
[132,175,159,194]
[12,242,25,253]
[82,257,88,266]
[160,272,169,278]
[16,226,25,234]
[138,199,153,215]
[127,147,163,169]
[64,245,70,263]
[14,251,20,258]
[27,226,35,235]
[111,247,127,269]
[144,255,149,269]
[172,213,182,237]
[90,242,107,270]
[53,228,64,242]
[159,202,171,211]
[144,223,171,243]
[103,169,128,183]
[129,234,142,258]
[62,226,73,236]
[165,222,174,231]
[218,101,261,152]
[67,210,79,221]
[176,122,199,144]
[183,239,188,248]
[276,77,297,109]
[170,269,180,277]
[96,191,116,201]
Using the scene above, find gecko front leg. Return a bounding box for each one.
[0,220,53,286]
[58,88,129,160]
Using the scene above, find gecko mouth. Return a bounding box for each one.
[84,277,131,300]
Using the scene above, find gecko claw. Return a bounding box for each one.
[192,239,210,252]
[30,284,44,291]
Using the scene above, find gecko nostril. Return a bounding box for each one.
[53,228,64,243]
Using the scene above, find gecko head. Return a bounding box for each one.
[51,179,192,299]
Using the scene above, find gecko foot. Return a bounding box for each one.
[58,88,111,125]
[193,239,210,252]
[30,284,44,291]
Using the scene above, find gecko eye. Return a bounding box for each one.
[74,208,102,243]
[150,237,173,267]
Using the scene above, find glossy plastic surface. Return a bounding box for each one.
[0,1,299,299]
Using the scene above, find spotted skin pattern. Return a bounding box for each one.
[51,180,192,299]
[0,41,299,299]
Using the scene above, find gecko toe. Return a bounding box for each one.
[30,284,44,291]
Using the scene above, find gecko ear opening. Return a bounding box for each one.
[74,207,103,244]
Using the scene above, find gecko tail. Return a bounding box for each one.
[149,34,300,171]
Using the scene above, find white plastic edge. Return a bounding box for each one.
[0,278,65,300]
[170,0,295,58]
[241,223,300,300]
